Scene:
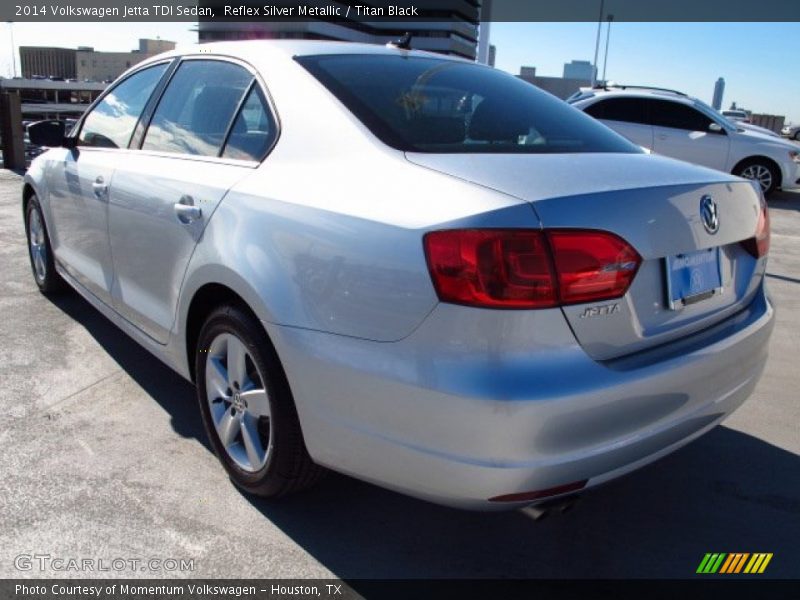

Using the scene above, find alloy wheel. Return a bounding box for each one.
[204,333,273,472]
[739,164,773,193]
[28,208,47,283]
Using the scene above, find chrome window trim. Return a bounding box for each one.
[72,145,261,169]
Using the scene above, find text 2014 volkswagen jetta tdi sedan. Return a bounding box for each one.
[24,41,774,510]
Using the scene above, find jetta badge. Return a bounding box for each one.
[700,195,719,234]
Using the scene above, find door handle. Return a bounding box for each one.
[174,196,202,224]
[92,176,108,198]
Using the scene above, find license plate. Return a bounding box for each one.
[665,247,723,310]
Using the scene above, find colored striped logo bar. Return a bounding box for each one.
[696,553,773,574]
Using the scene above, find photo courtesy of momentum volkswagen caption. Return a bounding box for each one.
[23,40,774,511]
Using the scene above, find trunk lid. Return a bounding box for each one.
[407,152,766,360]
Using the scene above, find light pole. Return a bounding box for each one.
[591,0,605,87]
[6,21,17,78]
[601,14,614,84]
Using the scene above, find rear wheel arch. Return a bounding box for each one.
[22,183,36,215]
[185,283,257,383]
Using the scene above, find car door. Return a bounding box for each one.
[45,63,169,303]
[106,58,278,344]
[583,97,654,150]
[647,99,730,170]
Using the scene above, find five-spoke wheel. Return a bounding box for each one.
[195,305,323,497]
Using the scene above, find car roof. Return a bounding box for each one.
[137,39,469,69]
[572,86,698,106]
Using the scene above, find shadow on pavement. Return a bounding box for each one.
[770,189,800,211]
[47,287,800,580]
[47,289,205,445]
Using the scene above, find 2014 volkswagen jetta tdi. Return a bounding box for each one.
[23,41,774,510]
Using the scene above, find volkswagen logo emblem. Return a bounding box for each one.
[700,195,719,234]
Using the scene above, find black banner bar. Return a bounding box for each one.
[4,0,800,22]
[3,579,800,600]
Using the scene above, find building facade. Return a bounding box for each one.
[19,47,77,79]
[563,60,595,81]
[20,39,176,83]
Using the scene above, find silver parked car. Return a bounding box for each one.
[24,42,774,510]
[782,123,800,141]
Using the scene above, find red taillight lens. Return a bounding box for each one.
[423,229,641,309]
[423,230,557,308]
[547,230,641,305]
[741,194,770,259]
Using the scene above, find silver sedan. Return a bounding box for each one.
[23,41,774,510]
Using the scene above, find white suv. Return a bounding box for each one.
[569,86,800,195]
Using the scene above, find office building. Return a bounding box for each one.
[712,77,725,110]
[19,47,77,80]
[563,60,595,81]
[20,39,176,82]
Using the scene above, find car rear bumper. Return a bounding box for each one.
[265,285,774,510]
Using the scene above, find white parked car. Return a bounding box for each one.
[734,122,781,138]
[570,86,800,195]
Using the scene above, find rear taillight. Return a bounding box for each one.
[547,230,641,305]
[423,229,641,309]
[741,192,770,259]
[423,230,557,308]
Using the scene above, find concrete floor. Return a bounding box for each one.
[0,168,798,580]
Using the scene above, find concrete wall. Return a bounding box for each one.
[518,74,590,100]
[750,114,786,134]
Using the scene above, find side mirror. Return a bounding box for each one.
[708,122,726,135]
[27,120,67,147]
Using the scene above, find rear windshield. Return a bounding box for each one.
[296,54,641,155]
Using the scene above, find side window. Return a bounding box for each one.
[221,86,277,161]
[649,100,713,132]
[78,63,168,149]
[142,60,253,157]
[585,98,648,125]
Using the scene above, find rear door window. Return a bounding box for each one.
[648,99,714,132]
[221,86,277,161]
[142,60,252,156]
[585,97,649,125]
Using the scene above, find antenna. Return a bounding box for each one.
[387,32,413,50]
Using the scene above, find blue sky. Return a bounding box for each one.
[2,21,798,123]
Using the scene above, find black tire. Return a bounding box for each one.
[24,195,64,294]
[195,304,324,497]
[794,130,800,141]
[734,159,780,196]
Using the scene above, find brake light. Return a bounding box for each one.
[423,229,641,309]
[547,230,641,304]
[741,193,770,258]
[423,230,557,308]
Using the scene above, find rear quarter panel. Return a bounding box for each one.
[179,153,538,342]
